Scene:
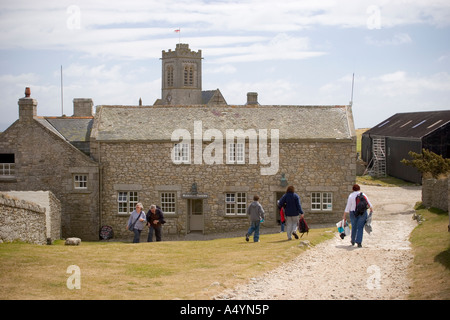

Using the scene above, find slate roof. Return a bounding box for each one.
[91,105,354,142]
[35,117,94,155]
[45,118,93,142]
[364,110,450,138]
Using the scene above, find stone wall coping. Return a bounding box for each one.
[0,193,45,214]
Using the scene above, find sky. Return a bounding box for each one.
[0,0,449,131]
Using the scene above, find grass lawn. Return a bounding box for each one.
[0,227,334,300]
[408,206,450,300]
[357,175,418,187]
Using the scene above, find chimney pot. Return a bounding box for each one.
[18,87,37,122]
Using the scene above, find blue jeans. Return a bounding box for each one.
[350,210,368,244]
[132,228,142,243]
[247,221,261,242]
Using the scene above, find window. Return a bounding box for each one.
[228,143,244,164]
[74,174,88,189]
[161,192,176,214]
[400,120,412,128]
[225,192,247,215]
[378,120,389,128]
[311,192,333,211]
[427,120,442,129]
[166,65,174,87]
[173,143,190,164]
[412,120,427,128]
[184,65,194,86]
[118,191,139,215]
[0,153,15,177]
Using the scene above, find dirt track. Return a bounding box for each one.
[215,185,422,300]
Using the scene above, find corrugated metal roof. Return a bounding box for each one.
[91,105,354,142]
[364,110,450,138]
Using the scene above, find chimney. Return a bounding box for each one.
[246,92,258,105]
[73,98,93,117]
[18,87,37,122]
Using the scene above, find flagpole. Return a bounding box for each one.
[175,28,181,44]
[61,65,64,116]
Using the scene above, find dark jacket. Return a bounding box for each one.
[278,192,304,217]
[146,207,165,228]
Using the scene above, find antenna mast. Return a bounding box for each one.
[61,65,64,116]
[350,73,355,106]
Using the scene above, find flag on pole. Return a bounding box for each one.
[174,28,181,43]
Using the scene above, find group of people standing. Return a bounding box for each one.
[126,203,165,243]
[246,184,373,247]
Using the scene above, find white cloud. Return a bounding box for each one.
[1,0,449,61]
[204,65,237,75]
[210,34,326,63]
[1,0,449,132]
[317,70,450,128]
[365,33,412,46]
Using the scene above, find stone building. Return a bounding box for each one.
[0,92,99,240]
[0,43,356,240]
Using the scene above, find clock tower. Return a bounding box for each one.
[161,43,202,105]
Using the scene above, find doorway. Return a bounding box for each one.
[188,199,203,233]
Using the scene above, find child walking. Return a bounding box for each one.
[245,195,265,242]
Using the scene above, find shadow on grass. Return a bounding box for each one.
[434,248,450,270]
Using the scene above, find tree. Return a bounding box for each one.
[401,149,450,179]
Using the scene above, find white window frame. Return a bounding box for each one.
[160,192,176,214]
[73,174,88,189]
[0,153,15,177]
[311,192,333,211]
[118,191,139,215]
[0,163,15,177]
[225,192,247,216]
[228,143,244,164]
[173,143,190,164]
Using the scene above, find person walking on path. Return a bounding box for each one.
[343,184,374,247]
[278,186,304,240]
[245,195,265,242]
[126,203,147,243]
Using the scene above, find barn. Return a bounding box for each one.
[361,110,450,183]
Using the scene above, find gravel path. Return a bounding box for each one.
[215,185,422,300]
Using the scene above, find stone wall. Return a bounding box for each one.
[0,193,47,244]
[422,176,449,212]
[98,139,356,238]
[4,191,61,242]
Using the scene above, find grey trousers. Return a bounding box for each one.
[285,215,299,239]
